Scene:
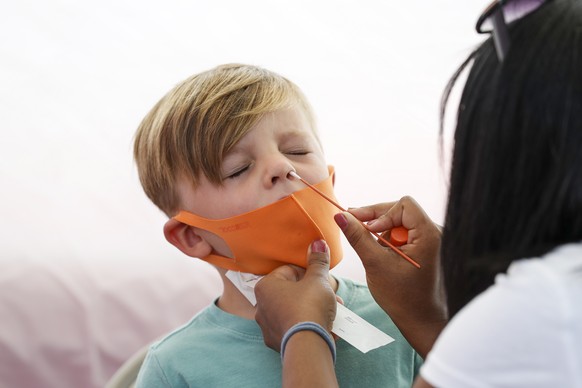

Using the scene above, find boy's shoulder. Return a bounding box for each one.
[148,299,263,352]
[148,302,216,353]
[138,299,282,387]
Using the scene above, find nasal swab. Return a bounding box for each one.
[289,171,421,269]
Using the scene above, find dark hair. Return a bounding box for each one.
[440,0,582,317]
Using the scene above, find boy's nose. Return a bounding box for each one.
[265,160,295,187]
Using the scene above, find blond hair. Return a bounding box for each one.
[134,64,317,216]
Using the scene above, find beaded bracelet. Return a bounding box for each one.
[280,321,336,364]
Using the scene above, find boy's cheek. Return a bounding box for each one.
[297,164,330,186]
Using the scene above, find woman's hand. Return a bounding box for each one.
[336,196,447,358]
[254,240,337,352]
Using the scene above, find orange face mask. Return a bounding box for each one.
[173,167,343,275]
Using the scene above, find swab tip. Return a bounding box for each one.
[288,171,301,180]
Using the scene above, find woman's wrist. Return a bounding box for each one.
[280,321,336,364]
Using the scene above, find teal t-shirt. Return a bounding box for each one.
[136,277,422,387]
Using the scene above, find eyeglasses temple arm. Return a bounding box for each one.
[491,7,510,62]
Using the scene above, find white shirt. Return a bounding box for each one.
[421,243,582,388]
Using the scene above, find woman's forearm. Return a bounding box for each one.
[282,331,338,388]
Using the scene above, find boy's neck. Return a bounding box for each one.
[216,271,339,320]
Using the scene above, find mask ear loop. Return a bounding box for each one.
[288,171,421,269]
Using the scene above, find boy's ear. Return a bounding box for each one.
[163,219,213,259]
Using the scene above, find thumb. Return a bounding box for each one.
[267,264,304,282]
[304,239,331,281]
[335,212,388,266]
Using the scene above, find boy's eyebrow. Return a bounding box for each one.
[277,129,313,142]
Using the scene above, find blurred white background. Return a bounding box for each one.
[0,0,486,279]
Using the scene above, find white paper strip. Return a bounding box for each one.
[225,271,262,306]
[332,302,394,353]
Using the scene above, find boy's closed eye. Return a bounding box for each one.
[223,165,250,180]
[283,148,310,156]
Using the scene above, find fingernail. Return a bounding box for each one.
[334,213,348,230]
[312,240,328,253]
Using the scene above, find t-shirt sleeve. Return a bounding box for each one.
[420,260,575,388]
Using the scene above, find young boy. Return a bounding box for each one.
[133,63,422,387]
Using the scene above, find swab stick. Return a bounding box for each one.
[289,171,421,269]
